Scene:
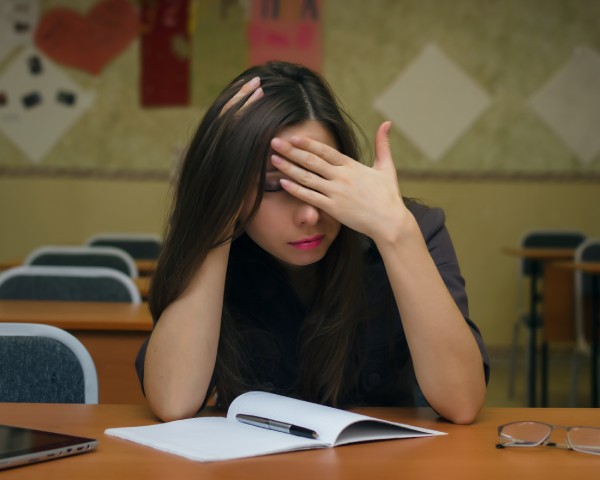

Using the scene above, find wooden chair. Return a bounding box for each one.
[508,229,586,399]
[570,238,600,405]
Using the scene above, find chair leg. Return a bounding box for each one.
[508,320,521,399]
[569,350,581,407]
[541,341,548,407]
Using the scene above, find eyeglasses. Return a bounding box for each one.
[497,421,600,456]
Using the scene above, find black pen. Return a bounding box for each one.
[235,414,319,439]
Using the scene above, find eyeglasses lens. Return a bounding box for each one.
[499,422,551,446]
[568,427,600,455]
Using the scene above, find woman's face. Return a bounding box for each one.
[242,120,342,267]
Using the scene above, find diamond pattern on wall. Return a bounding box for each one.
[530,46,600,164]
[373,43,491,162]
[0,47,95,163]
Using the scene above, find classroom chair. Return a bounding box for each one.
[569,238,600,406]
[508,229,586,399]
[0,266,141,303]
[0,323,98,403]
[86,233,161,260]
[25,245,138,278]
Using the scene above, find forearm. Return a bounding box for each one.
[374,214,486,424]
[143,243,231,421]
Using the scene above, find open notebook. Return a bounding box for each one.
[105,391,445,462]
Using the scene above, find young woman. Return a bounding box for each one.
[137,61,489,424]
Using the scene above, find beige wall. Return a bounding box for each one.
[1,177,598,347]
[1,0,599,348]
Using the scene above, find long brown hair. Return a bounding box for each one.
[150,62,368,407]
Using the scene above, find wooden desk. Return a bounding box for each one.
[135,259,157,275]
[0,404,598,479]
[502,247,575,407]
[0,301,153,404]
[0,258,157,276]
[134,276,151,298]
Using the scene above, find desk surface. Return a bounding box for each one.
[0,258,157,275]
[0,404,598,479]
[0,300,153,331]
[555,261,600,274]
[134,276,150,297]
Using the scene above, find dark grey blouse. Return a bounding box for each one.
[136,202,489,408]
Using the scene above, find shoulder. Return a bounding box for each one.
[406,200,446,241]
[361,201,447,261]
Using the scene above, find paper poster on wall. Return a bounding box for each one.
[0,47,95,162]
[140,0,191,107]
[530,45,600,164]
[0,0,39,65]
[34,0,138,76]
[247,0,322,72]
[373,44,491,162]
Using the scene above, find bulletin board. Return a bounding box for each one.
[0,0,599,181]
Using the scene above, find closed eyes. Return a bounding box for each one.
[264,172,285,192]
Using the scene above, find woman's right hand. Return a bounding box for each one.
[220,76,263,116]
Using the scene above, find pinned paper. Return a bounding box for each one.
[140,0,191,107]
[0,48,95,162]
[374,44,491,162]
[247,0,322,72]
[530,46,600,164]
[0,0,40,64]
[34,0,138,76]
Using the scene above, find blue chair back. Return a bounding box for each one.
[520,230,586,276]
[25,246,138,278]
[0,266,141,303]
[0,323,98,403]
[86,233,161,260]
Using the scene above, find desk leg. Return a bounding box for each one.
[592,275,599,408]
[528,264,539,408]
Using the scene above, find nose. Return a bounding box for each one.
[294,200,320,226]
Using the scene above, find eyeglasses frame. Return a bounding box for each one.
[497,421,600,456]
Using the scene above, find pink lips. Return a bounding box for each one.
[289,235,324,250]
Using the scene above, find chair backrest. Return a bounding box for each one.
[86,233,161,260]
[0,323,98,404]
[0,266,141,303]
[520,230,586,276]
[25,245,138,278]
[574,238,600,349]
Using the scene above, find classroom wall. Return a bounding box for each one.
[1,0,599,347]
[2,177,598,348]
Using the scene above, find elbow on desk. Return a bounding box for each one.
[443,407,481,425]
[144,385,206,422]
[428,385,486,425]
[147,397,202,423]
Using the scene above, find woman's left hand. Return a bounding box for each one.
[270,121,409,243]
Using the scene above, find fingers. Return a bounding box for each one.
[290,136,346,167]
[270,137,344,180]
[374,121,394,171]
[220,77,263,116]
[279,178,329,211]
[271,154,328,192]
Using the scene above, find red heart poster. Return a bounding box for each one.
[34,0,139,76]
